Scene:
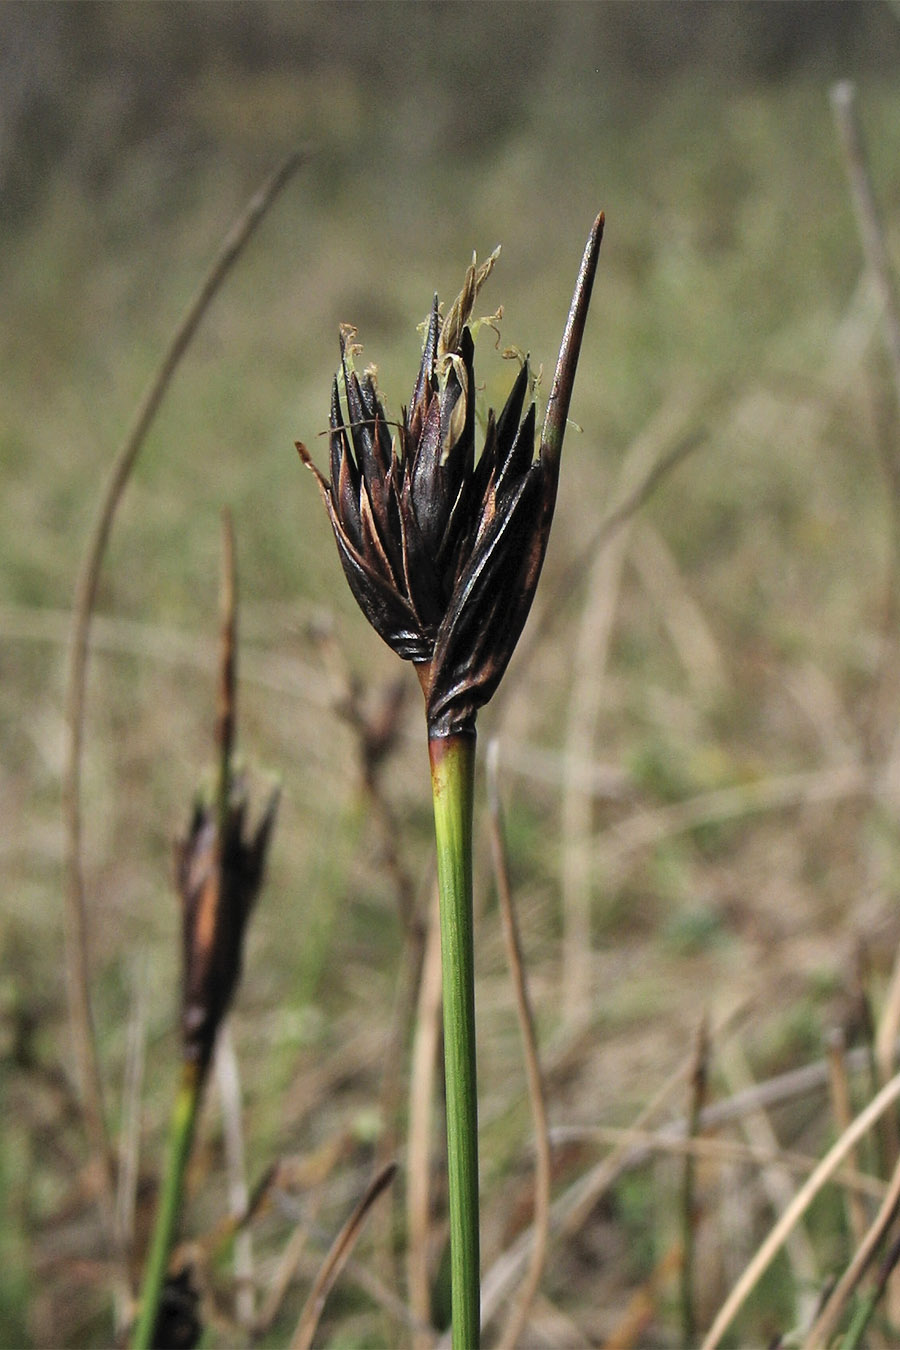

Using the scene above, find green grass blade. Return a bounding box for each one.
[429,731,480,1349]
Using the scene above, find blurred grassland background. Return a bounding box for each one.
[5,2,900,1345]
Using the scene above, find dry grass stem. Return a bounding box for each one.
[486,741,552,1350]
[700,1069,900,1349]
[288,1161,397,1350]
[214,1024,255,1328]
[61,151,303,1261]
[876,942,900,1108]
[407,885,444,1350]
[215,509,237,829]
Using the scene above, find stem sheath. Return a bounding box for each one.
[130,1062,203,1350]
[429,730,480,1349]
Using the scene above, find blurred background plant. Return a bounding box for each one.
[5,2,900,1345]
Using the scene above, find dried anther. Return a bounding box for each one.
[298,214,604,737]
[175,778,279,1071]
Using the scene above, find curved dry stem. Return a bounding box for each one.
[486,741,551,1350]
[288,1163,397,1350]
[61,151,303,1253]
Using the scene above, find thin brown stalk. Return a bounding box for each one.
[700,1069,900,1350]
[61,151,304,1255]
[827,1028,871,1252]
[486,741,551,1350]
[215,508,238,842]
[802,1147,900,1348]
[288,1162,397,1350]
[407,884,444,1350]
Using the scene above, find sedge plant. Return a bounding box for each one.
[298,214,603,1347]
[130,517,278,1349]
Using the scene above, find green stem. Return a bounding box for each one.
[429,730,480,1350]
[131,1062,203,1350]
